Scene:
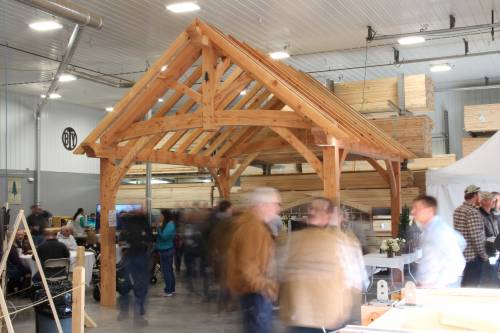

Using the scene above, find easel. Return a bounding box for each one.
[0,210,63,332]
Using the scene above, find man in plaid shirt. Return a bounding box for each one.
[453,185,488,287]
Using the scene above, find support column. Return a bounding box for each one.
[217,167,231,200]
[387,160,402,238]
[99,158,117,306]
[322,146,340,208]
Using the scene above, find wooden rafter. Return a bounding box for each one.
[203,128,233,156]
[90,143,231,169]
[214,110,312,129]
[165,81,202,103]
[176,128,204,153]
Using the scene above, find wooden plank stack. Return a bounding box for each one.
[127,163,199,175]
[334,74,434,114]
[371,116,433,157]
[464,103,500,132]
[462,137,489,157]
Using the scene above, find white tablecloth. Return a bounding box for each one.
[20,250,96,285]
[363,250,422,287]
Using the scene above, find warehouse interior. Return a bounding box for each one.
[1,0,500,332]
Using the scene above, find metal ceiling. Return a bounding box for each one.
[1,0,500,110]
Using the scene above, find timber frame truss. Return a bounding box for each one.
[76,19,414,306]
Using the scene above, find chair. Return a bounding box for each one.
[43,258,70,282]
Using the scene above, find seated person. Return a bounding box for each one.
[33,230,70,281]
[6,245,30,294]
[14,230,31,254]
[56,226,77,251]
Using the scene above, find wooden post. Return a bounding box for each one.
[322,146,340,208]
[72,246,85,333]
[386,160,402,238]
[100,158,117,306]
[201,36,217,130]
[216,167,231,200]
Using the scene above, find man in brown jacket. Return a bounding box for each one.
[225,187,281,333]
[280,197,367,333]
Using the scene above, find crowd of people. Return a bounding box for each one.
[3,183,500,332]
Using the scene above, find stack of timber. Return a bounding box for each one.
[462,136,491,157]
[333,74,434,114]
[371,116,433,157]
[464,103,500,132]
[127,163,199,175]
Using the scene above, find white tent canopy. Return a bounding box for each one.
[427,131,500,224]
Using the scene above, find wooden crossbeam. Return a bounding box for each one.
[271,127,323,179]
[116,113,204,142]
[101,42,202,145]
[90,144,231,168]
[214,110,312,129]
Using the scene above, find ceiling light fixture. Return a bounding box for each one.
[48,93,61,99]
[161,65,168,72]
[430,63,452,72]
[158,98,164,102]
[240,90,247,96]
[29,20,63,31]
[40,94,47,99]
[105,106,114,112]
[269,50,290,60]
[166,2,200,13]
[397,35,426,45]
[58,74,77,82]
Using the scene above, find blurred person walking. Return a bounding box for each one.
[454,185,489,287]
[208,200,234,311]
[478,192,500,287]
[27,205,52,246]
[156,209,177,297]
[226,187,281,333]
[279,197,367,333]
[117,211,153,326]
[412,195,465,288]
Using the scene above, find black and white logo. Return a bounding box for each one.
[62,127,77,151]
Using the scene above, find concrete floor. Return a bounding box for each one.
[9,269,378,332]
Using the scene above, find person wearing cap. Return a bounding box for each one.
[453,185,488,287]
[478,191,500,287]
[225,187,281,333]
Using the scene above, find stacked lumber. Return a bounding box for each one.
[117,183,216,208]
[127,163,199,175]
[407,154,456,170]
[464,103,500,132]
[240,171,414,192]
[371,116,433,157]
[462,137,490,157]
[334,74,434,114]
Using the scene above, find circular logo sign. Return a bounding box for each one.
[62,127,77,151]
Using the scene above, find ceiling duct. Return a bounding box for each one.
[67,67,135,88]
[15,0,103,29]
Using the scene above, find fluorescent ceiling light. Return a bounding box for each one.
[41,93,62,99]
[29,20,63,31]
[151,179,170,184]
[269,51,290,60]
[105,106,114,112]
[240,90,247,96]
[430,63,452,72]
[158,98,164,102]
[161,65,168,72]
[58,74,77,82]
[397,35,426,45]
[166,2,200,13]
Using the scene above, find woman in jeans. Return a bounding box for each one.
[156,209,177,297]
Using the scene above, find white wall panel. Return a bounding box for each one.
[0,91,36,170]
[0,91,104,173]
[432,88,500,158]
